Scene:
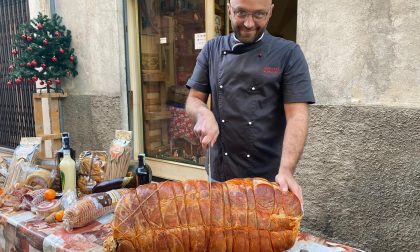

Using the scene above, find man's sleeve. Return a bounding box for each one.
[282,44,315,104]
[186,42,211,94]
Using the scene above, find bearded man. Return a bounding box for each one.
[185,0,315,208]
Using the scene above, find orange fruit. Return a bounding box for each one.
[55,210,64,222]
[44,189,57,200]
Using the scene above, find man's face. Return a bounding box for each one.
[228,0,273,44]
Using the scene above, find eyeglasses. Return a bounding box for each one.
[231,7,269,21]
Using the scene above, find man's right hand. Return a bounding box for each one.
[194,108,219,149]
[185,89,219,149]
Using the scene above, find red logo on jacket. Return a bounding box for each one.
[263,66,281,74]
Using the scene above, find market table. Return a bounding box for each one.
[0,206,363,252]
[0,206,108,251]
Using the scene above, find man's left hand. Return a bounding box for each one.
[275,170,303,211]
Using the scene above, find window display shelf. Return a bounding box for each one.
[141,71,166,82]
[144,111,172,121]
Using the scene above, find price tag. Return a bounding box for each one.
[194,33,206,50]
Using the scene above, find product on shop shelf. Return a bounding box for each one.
[105,178,302,252]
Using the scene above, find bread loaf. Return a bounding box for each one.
[108,178,302,252]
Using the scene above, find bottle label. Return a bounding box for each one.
[136,168,147,174]
[60,170,65,189]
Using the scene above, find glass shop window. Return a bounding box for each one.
[138,0,227,165]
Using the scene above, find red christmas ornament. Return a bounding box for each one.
[40,81,45,85]
[15,78,23,85]
[7,80,13,86]
[47,80,53,86]
[32,76,38,82]
[8,64,14,71]
[28,78,34,84]
[51,56,57,62]
[41,63,47,69]
[54,31,61,37]
[21,34,27,40]
[59,48,65,54]
[55,79,61,85]
[27,62,32,68]
[31,59,38,67]
[69,55,75,62]
[26,35,32,42]
[37,23,44,30]
[11,49,18,55]
[43,39,48,45]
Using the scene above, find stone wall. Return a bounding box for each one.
[298,1,420,250]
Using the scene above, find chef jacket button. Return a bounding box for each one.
[221,119,225,123]
[248,121,252,125]
[219,85,223,89]
[246,154,251,158]
[251,86,256,91]
[224,152,228,156]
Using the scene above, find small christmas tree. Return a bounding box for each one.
[7,13,78,93]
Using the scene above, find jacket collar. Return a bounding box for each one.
[229,31,267,53]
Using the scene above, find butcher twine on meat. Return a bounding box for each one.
[104,178,302,252]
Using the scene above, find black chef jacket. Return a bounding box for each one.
[186,31,315,182]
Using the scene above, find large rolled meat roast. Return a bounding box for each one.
[105,178,302,252]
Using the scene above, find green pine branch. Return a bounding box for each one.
[7,12,78,93]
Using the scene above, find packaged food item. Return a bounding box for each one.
[77,151,107,194]
[17,189,47,211]
[25,169,53,189]
[50,168,62,192]
[60,189,78,210]
[63,189,128,231]
[35,199,62,218]
[0,157,8,187]
[105,130,132,180]
[4,137,41,192]
[0,187,31,208]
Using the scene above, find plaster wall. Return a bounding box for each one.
[298,0,420,107]
[53,0,129,153]
[297,1,420,251]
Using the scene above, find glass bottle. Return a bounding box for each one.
[56,132,76,164]
[59,136,76,193]
[136,154,152,186]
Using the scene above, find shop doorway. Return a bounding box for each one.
[267,0,298,42]
[128,0,298,180]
